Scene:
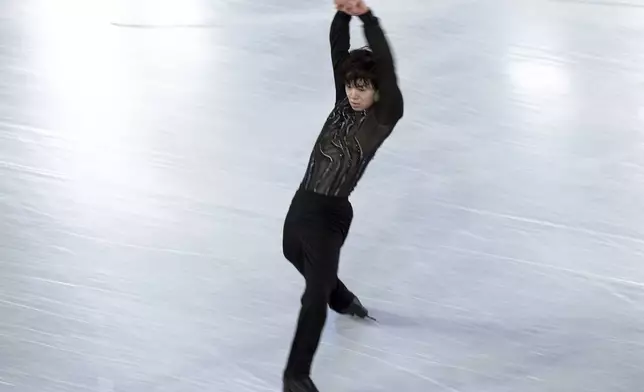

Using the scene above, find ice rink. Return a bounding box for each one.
[2,0,644,390]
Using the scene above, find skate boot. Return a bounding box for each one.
[283,376,319,392]
[338,297,375,321]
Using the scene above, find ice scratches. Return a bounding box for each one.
[430,199,644,246]
[0,120,59,138]
[0,273,144,302]
[0,378,15,386]
[329,343,463,392]
[145,368,229,392]
[0,288,286,340]
[507,41,643,73]
[441,245,644,289]
[0,297,94,326]
[229,367,273,392]
[0,160,68,181]
[591,233,644,260]
[0,120,178,163]
[54,228,214,258]
[110,9,330,29]
[152,360,274,392]
[327,335,498,380]
[358,288,497,320]
[0,327,140,369]
[580,274,644,313]
[13,197,253,260]
[552,0,644,8]
[0,320,139,363]
[110,22,218,28]
[620,161,644,171]
[593,280,644,310]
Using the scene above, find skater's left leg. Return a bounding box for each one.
[284,228,344,378]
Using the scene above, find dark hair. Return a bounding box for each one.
[340,47,377,89]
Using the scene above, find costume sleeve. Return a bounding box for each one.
[330,11,352,104]
[360,10,404,124]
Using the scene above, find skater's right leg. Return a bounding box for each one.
[328,278,355,312]
[286,232,364,317]
[282,195,358,316]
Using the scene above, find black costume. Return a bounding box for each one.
[282,9,403,382]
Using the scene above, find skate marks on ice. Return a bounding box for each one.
[552,0,644,9]
[327,206,644,390]
[3,0,644,391]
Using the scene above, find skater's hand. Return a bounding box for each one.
[350,0,369,16]
[334,0,356,13]
[335,0,369,16]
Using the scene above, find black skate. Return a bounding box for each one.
[338,297,376,321]
[283,376,319,392]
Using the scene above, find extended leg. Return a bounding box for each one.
[284,230,342,378]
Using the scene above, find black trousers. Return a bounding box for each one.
[282,188,356,377]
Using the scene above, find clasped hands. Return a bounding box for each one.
[335,0,369,16]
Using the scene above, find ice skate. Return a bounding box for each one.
[283,376,320,392]
[338,297,376,321]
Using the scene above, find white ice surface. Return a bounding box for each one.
[2,0,644,391]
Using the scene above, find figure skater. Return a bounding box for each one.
[282,1,403,390]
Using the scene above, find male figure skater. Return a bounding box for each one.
[282,0,403,390]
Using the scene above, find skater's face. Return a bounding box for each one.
[345,79,376,111]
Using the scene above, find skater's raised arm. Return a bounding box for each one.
[330,10,352,104]
[359,9,403,125]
